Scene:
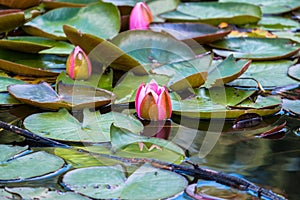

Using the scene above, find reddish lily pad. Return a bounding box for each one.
[63,25,147,75]
[0,10,25,33]
[210,38,300,60]
[0,0,40,9]
[8,82,115,110]
[149,23,231,44]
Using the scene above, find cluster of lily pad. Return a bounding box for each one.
[0,0,300,199]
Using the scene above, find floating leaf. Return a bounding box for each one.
[5,187,91,200]
[0,145,28,163]
[228,60,299,89]
[8,82,115,110]
[171,87,280,119]
[111,30,196,67]
[204,55,251,87]
[282,99,300,115]
[220,0,300,14]
[0,145,65,181]
[150,22,231,44]
[0,48,66,77]
[42,0,99,9]
[23,2,120,40]
[24,108,143,143]
[151,54,212,90]
[232,95,282,109]
[63,164,187,199]
[0,36,74,54]
[0,10,25,33]
[110,124,185,158]
[210,38,300,60]
[0,77,25,92]
[288,64,300,81]
[250,16,300,31]
[63,25,147,75]
[160,2,261,25]
[0,93,22,106]
[275,31,300,43]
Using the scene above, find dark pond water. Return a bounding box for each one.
[1,105,300,199]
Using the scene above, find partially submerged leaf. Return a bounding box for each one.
[257,121,287,139]
[8,82,115,110]
[62,164,187,199]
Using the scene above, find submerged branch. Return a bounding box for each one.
[0,120,286,199]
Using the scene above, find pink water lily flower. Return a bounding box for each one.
[135,80,172,120]
[129,2,153,30]
[66,46,92,80]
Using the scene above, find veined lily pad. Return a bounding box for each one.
[5,187,91,200]
[160,2,261,25]
[0,0,40,9]
[62,164,187,199]
[23,2,120,40]
[0,36,74,54]
[8,82,115,110]
[0,48,66,76]
[220,0,300,14]
[204,55,251,88]
[228,60,299,89]
[24,108,143,143]
[150,23,231,44]
[111,30,196,68]
[0,10,25,33]
[63,25,147,75]
[0,145,65,181]
[210,38,300,60]
[171,87,281,119]
[42,0,99,9]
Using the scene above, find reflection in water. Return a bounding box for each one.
[170,115,300,199]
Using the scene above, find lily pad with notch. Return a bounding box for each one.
[8,81,115,110]
[149,22,231,44]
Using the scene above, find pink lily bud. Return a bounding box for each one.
[135,80,172,121]
[129,2,153,30]
[66,46,92,80]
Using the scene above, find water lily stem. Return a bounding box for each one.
[0,120,70,148]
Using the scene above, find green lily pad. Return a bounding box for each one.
[149,23,231,44]
[228,60,299,89]
[282,99,300,115]
[275,31,300,43]
[0,77,25,92]
[0,145,65,181]
[160,2,261,25]
[171,87,280,119]
[0,10,25,33]
[204,55,251,87]
[232,95,282,109]
[151,55,212,90]
[0,93,22,106]
[43,0,99,9]
[8,82,115,110]
[220,0,300,14]
[0,0,40,9]
[62,164,187,199]
[0,36,74,54]
[249,16,300,31]
[5,187,91,200]
[0,48,66,76]
[0,145,28,163]
[111,30,196,68]
[63,25,147,75]
[0,188,13,199]
[24,108,143,143]
[210,38,300,60]
[288,64,300,81]
[23,2,120,40]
